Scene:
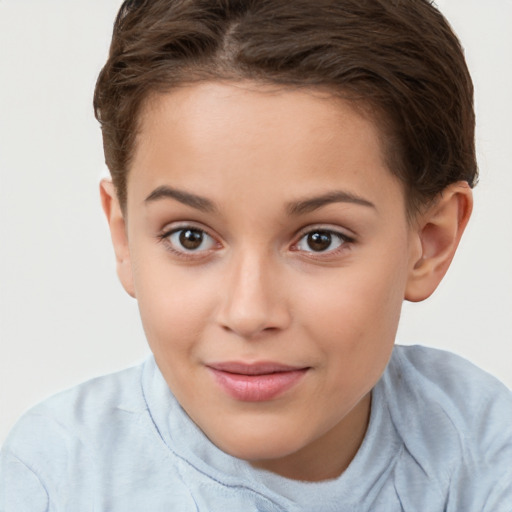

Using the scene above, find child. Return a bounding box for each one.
[1,0,511,510]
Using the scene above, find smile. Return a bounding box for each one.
[207,362,309,402]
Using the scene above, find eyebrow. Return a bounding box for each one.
[145,185,217,213]
[145,185,375,215]
[287,191,376,215]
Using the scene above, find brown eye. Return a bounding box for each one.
[179,229,204,250]
[307,231,333,252]
[166,227,216,253]
[295,229,348,253]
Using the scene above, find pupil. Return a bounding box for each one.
[179,229,203,250]
[307,231,332,251]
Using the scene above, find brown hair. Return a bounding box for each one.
[94,0,477,214]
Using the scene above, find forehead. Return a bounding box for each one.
[128,81,406,217]
[138,81,379,153]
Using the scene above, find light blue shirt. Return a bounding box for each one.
[1,345,511,511]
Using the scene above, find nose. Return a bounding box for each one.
[217,251,291,339]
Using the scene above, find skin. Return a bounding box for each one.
[101,81,472,481]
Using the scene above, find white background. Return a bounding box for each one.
[1,0,511,445]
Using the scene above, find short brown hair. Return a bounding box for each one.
[94,0,477,214]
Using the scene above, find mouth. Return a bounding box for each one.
[206,361,310,402]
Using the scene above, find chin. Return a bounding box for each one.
[210,424,307,462]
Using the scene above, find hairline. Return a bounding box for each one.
[120,77,415,222]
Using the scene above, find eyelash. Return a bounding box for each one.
[292,227,355,257]
[158,225,219,260]
[157,225,355,260]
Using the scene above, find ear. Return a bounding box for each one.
[99,179,136,298]
[405,181,473,302]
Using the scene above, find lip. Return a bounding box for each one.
[207,362,309,402]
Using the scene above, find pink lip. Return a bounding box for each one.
[207,362,309,402]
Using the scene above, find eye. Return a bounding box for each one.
[295,229,350,253]
[165,227,217,253]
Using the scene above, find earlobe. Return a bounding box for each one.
[405,182,473,302]
[99,179,136,298]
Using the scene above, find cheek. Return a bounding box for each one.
[297,267,405,410]
[132,258,217,352]
[298,257,407,356]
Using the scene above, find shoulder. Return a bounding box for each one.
[390,344,511,427]
[391,344,510,397]
[384,345,512,507]
[0,360,149,483]
[0,357,203,510]
[8,358,147,433]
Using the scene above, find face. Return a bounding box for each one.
[116,82,422,480]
